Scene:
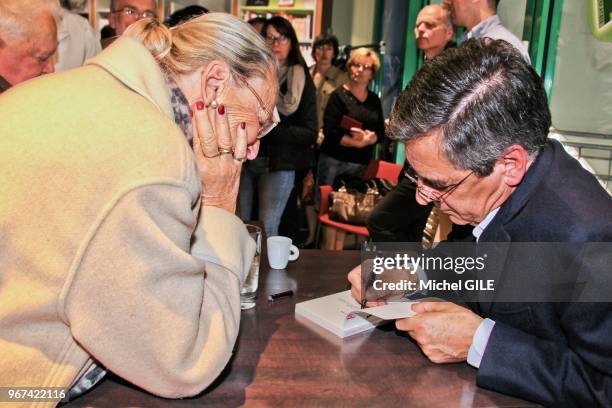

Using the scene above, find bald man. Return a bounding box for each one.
[0,0,59,93]
[415,4,455,60]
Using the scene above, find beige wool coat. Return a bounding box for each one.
[0,37,255,407]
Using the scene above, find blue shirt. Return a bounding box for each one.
[463,15,531,62]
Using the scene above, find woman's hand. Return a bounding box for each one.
[340,128,378,148]
[192,103,247,213]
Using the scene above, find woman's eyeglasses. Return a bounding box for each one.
[238,78,279,139]
[404,167,474,203]
[265,34,289,45]
[349,62,373,71]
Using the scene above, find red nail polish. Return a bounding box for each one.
[240,121,246,130]
[196,101,204,111]
[189,108,193,118]
[217,104,225,115]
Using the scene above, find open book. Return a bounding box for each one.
[295,290,418,338]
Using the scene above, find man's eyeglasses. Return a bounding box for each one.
[349,62,373,71]
[265,34,289,45]
[238,78,279,139]
[112,6,156,19]
[404,167,474,203]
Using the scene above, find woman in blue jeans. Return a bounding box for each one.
[239,17,317,237]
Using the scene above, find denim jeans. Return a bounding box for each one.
[239,157,295,237]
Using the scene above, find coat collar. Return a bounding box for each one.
[85,37,174,121]
[480,139,556,242]
[309,64,344,82]
[0,73,11,94]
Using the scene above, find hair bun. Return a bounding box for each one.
[123,18,172,62]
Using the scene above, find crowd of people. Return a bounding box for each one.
[1,0,610,406]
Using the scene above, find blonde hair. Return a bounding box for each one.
[348,47,381,76]
[124,13,277,83]
[0,0,60,44]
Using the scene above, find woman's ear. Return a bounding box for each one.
[200,60,231,107]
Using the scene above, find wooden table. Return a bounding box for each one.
[68,250,535,407]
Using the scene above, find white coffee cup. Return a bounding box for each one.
[267,236,299,269]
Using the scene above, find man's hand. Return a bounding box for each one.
[348,262,414,307]
[396,302,483,364]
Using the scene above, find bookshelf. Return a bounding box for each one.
[233,0,323,43]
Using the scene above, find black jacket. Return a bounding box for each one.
[264,64,317,172]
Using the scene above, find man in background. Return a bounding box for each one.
[443,0,530,61]
[0,0,59,94]
[415,3,455,60]
[108,0,156,37]
[56,0,101,71]
[366,3,456,243]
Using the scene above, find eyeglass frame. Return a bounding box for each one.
[404,167,474,203]
[236,77,280,139]
[111,6,157,19]
[265,34,289,45]
[349,62,374,71]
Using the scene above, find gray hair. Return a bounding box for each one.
[124,13,277,82]
[389,39,550,176]
[421,3,453,30]
[0,0,60,44]
[439,4,453,29]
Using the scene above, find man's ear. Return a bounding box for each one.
[445,27,454,43]
[501,145,530,187]
[200,60,231,107]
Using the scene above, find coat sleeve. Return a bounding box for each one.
[477,302,612,406]
[63,182,254,398]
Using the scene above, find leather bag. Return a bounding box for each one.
[329,182,383,225]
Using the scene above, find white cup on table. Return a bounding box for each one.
[267,236,299,270]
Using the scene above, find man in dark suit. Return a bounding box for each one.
[350,38,612,406]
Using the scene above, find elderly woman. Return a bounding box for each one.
[0,13,277,404]
[317,47,385,250]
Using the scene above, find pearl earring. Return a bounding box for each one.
[210,99,219,109]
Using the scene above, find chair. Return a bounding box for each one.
[315,160,403,249]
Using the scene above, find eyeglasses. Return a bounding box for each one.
[349,62,373,71]
[238,78,280,139]
[265,34,289,45]
[112,6,156,19]
[404,167,474,203]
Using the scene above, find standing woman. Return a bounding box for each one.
[239,16,317,237]
[317,48,385,250]
[297,33,348,248]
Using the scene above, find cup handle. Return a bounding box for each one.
[288,245,299,261]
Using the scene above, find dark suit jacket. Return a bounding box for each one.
[473,140,612,406]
